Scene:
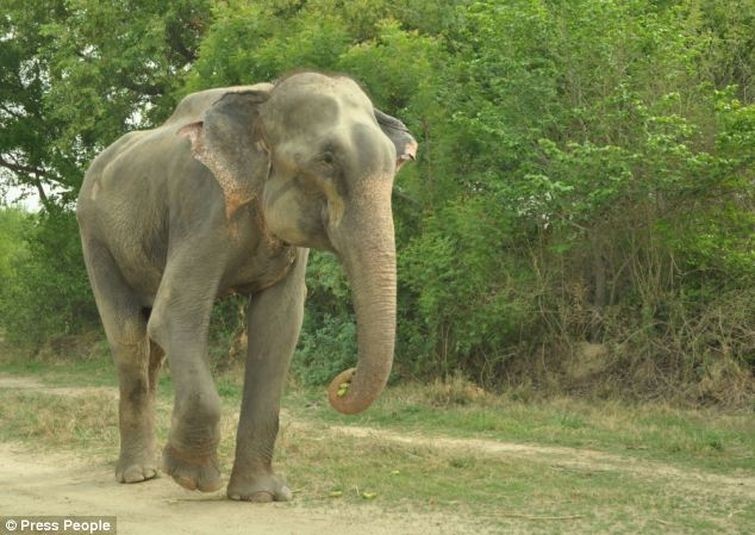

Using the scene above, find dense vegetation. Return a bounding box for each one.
[1,0,753,404]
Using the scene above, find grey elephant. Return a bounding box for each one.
[76,71,417,501]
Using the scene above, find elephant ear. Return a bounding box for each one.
[179,90,270,219]
[374,109,418,170]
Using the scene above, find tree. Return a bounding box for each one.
[0,0,213,345]
[1,0,212,207]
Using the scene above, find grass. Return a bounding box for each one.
[0,354,753,533]
[0,390,120,451]
[0,350,116,387]
[284,379,755,475]
[1,353,752,473]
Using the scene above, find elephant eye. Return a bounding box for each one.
[313,143,342,179]
[315,151,340,178]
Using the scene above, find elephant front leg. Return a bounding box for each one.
[147,264,225,492]
[228,249,308,502]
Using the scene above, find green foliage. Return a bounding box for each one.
[1,0,212,205]
[0,208,29,283]
[400,196,535,378]
[294,313,357,386]
[1,0,753,402]
[293,251,356,384]
[0,0,212,347]
[0,208,97,345]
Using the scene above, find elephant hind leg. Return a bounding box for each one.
[81,237,159,484]
[147,337,165,396]
[141,307,166,392]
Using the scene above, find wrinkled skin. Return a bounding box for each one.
[76,72,417,500]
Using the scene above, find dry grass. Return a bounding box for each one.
[0,390,119,453]
[421,372,493,407]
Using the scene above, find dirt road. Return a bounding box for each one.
[1,441,478,535]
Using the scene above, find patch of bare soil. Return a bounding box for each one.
[0,443,480,535]
[0,375,482,535]
[0,375,117,399]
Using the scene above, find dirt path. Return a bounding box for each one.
[0,375,117,399]
[0,376,479,535]
[0,442,470,535]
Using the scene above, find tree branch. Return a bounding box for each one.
[0,154,43,176]
[31,175,51,209]
[0,153,52,210]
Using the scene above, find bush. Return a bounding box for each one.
[294,313,357,387]
[0,208,98,347]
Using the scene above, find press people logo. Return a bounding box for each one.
[1,517,116,534]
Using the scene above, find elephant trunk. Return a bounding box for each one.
[327,186,396,415]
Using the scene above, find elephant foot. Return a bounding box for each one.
[162,444,223,492]
[227,472,292,503]
[116,451,158,484]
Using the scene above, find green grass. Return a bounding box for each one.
[283,383,755,475]
[0,351,117,387]
[1,357,753,533]
[277,420,752,534]
[2,356,752,474]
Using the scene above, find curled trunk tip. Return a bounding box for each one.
[327,363,392,415]
[327,367,373,415]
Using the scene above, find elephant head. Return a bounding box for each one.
[180,72,417,414]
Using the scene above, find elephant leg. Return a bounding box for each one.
[147,338,165,399]
[227,249,308,502]
[81,238,158,483]
[146,252,225,492]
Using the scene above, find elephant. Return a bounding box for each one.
[76,71,417,501]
